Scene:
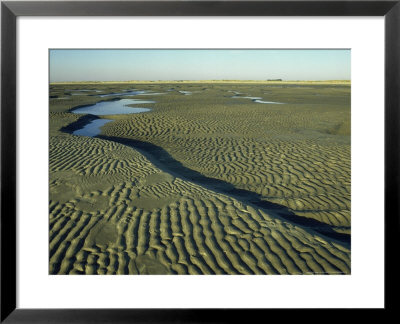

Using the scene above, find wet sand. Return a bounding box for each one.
[49,82,351,274]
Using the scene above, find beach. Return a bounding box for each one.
[49,81,351,274]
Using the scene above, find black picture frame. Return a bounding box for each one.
[1,0,399,322]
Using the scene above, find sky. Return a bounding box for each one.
[49,49,350,82]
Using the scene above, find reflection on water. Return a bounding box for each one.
[233,96,284,104]
[254,99,284,104]
[72,99,153,115]
[72,119,113,137]
[98,90,150,97]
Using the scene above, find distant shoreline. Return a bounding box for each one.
[50,80,351,85]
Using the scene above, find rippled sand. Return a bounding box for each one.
[49,82,351,274]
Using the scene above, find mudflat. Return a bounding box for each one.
[49,81,351,274]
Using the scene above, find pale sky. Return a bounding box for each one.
[50,49,350,82]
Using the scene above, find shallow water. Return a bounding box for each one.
[233,96,283,104]
[98,90,150,97]
[254,99,284,104]
[179,91,192,95]
[72,99,153,115]
[73,119,113,137]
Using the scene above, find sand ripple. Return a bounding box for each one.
[50,134,350,274]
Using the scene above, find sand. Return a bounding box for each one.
[49,82,351,274]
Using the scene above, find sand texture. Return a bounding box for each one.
[49,82,351,274]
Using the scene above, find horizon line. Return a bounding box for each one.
[50,79,351,85]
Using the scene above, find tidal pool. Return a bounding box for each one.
[72,99,153,115]
[232,96,284,104]
[98,90,150,97]
[71,98,153,137]
[72,119,113,137]
[254,99,284,104]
